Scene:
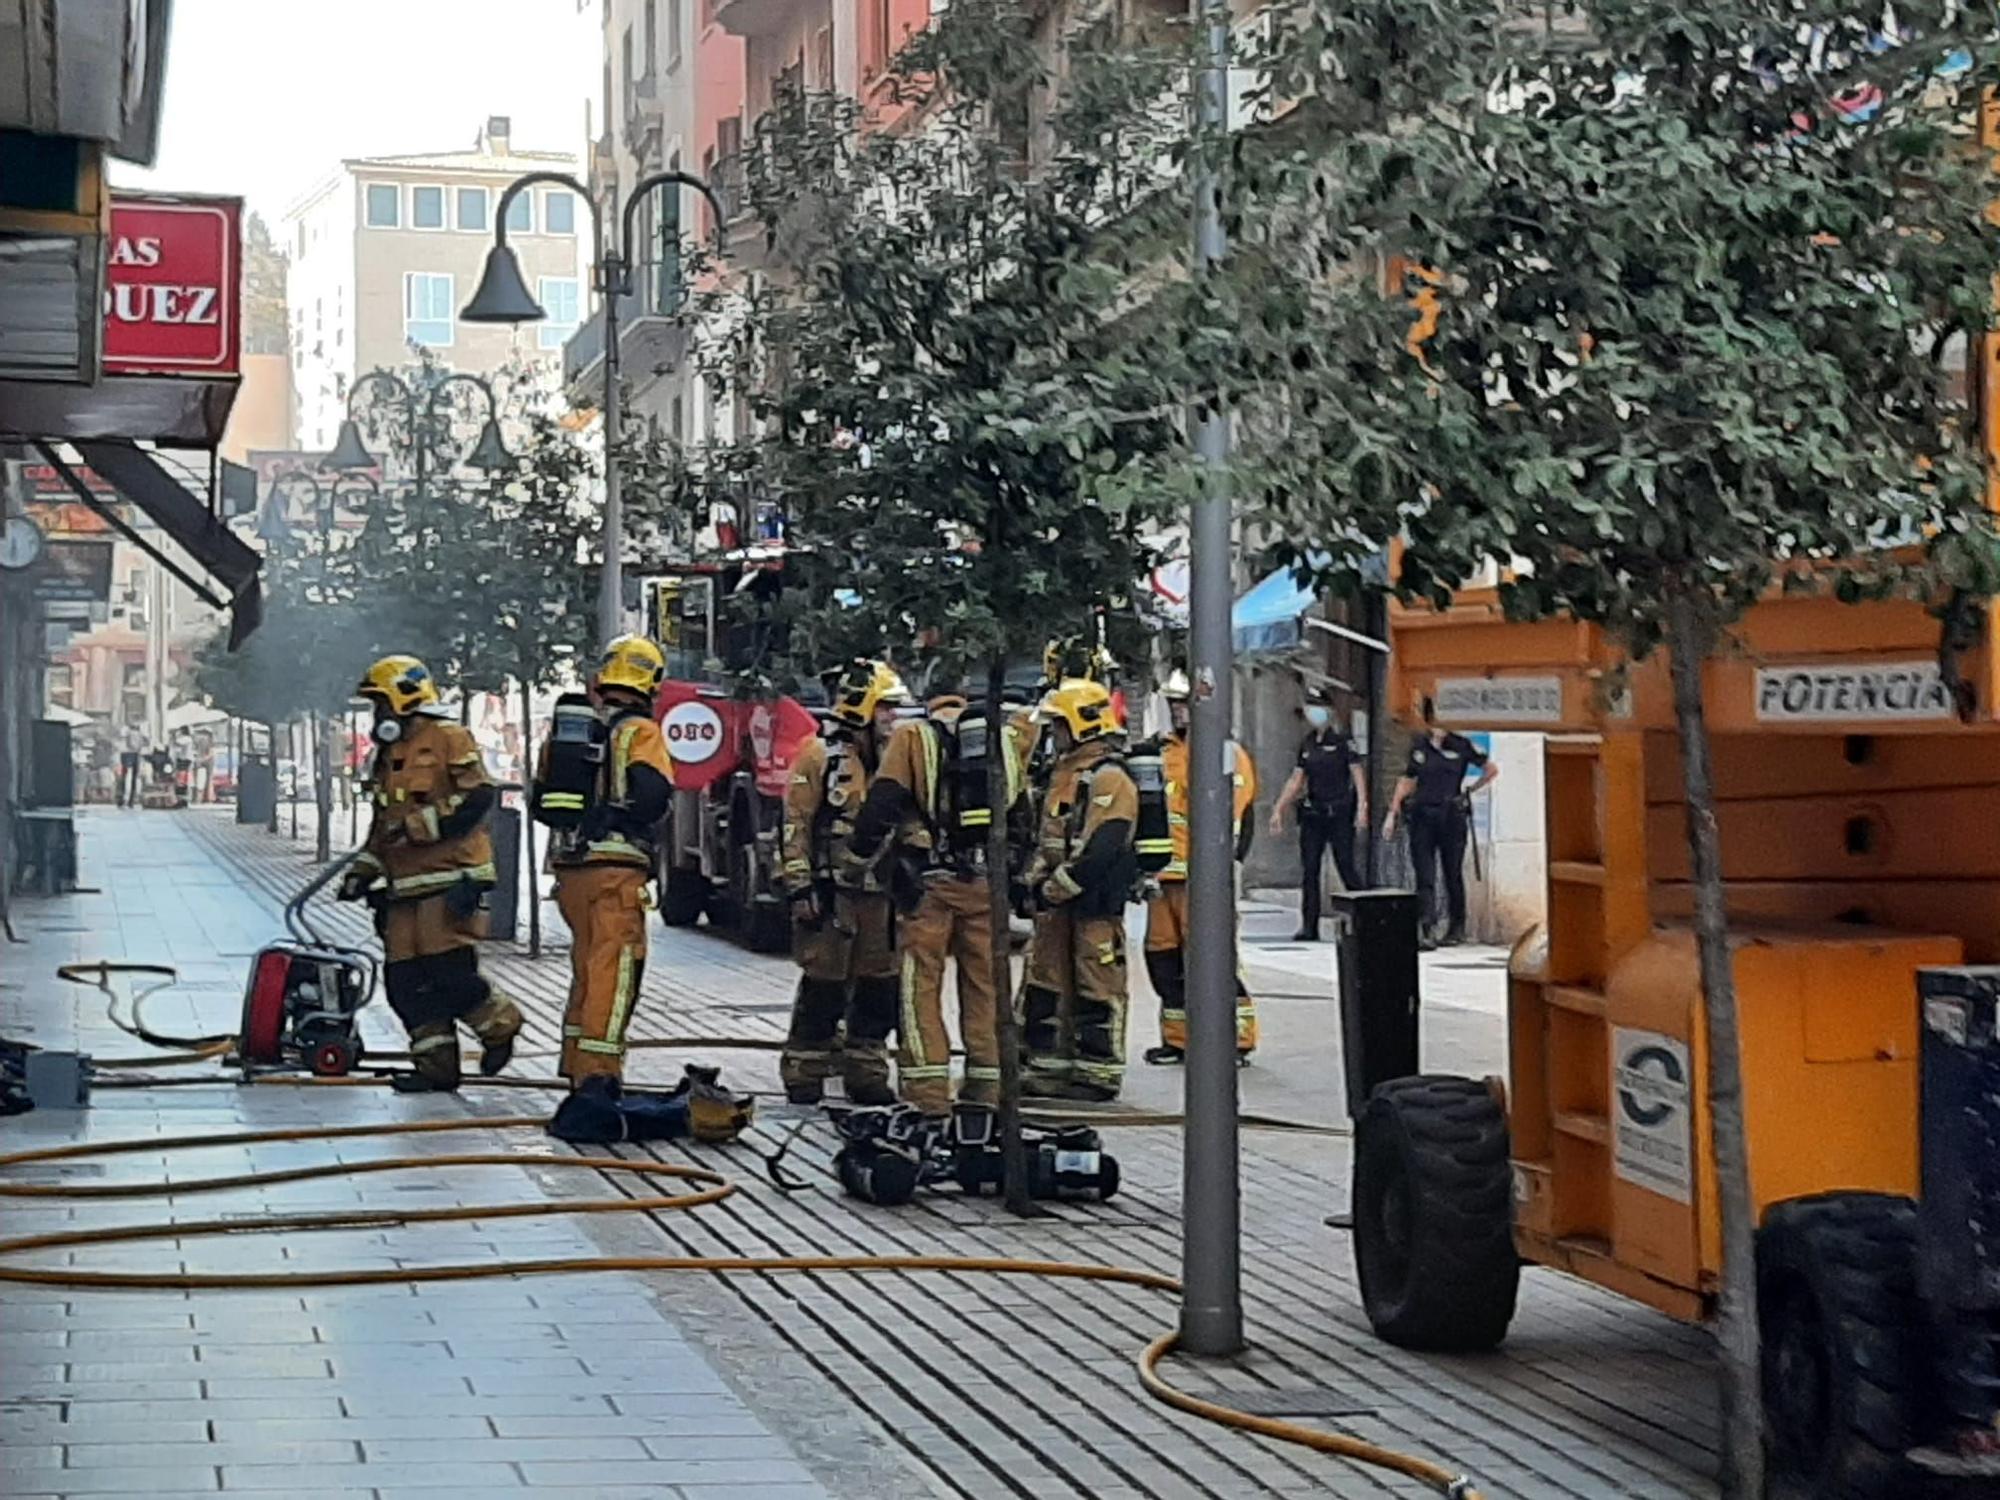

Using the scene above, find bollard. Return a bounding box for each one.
[1331,889,1420,1118]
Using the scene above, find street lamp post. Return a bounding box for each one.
[462,169,723,647]
[322,368,513,489]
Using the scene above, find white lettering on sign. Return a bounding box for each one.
[1432,675,1564,724]
[1753,662,1952,722]
[662,700,725,763]
[1612,1027,1693,1204]
[103,282,221,326]
[108,235,164,267]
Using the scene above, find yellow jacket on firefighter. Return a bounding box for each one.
[783,734,881,893]
[1031,740,1139,908]
[861,697,1026,864]
[1160,733,1257,881]
[353,714,496,899]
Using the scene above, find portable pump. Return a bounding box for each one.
[832,1102,1120,1206]
[237,854,376,1078]
[531,694,606,831]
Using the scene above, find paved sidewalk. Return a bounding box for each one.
[7,807,1721,1498]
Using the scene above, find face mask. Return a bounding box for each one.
[1304,707,1331,730]
[371,716,403,745]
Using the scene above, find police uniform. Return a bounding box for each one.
[544,705,674,1084]
[1021,738,1138,1100]
[1296,727,1364,940]
[1404,731,1487,940]
[1144,732,1258,1057]
[780,732,899,1104]
[352,711,521,1090]
[846,697,1025,1117]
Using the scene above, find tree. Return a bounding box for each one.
[708,0,1196,1207]
[242,212,288,357]
[1246,2,1998,1489]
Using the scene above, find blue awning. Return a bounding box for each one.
[1233,565,1318,654]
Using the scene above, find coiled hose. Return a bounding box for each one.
[0,1116,1483,1499]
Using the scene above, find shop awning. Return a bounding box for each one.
[54,439,263,647]
[1233,563,1319,654]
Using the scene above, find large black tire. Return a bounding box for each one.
[660,865,708,928]
[1758,1193,1925,1500]
[1352,1074,1518,1352]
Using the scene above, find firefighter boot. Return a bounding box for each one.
[394,1021,461,1093]
[782,977,848,1104]
[468,991,524,1076]
[1142,948,1186,1066]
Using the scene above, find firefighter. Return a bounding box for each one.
[538,635,676,1092]
[779,659,907,1105]
[338,655,522,1093]
[845,676,1026,1118]
[1016,677,1138,1102]
[1141,670,1260,1066]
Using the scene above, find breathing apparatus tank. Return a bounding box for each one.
[948,1106,1121,1203]
[946,712,994,856]
[530,694,606,831]
[832,1105,940,1207]
[1127,744,1172,876]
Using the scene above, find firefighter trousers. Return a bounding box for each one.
[554,863,651,1084]
[379,893,522,1088]
[1019,905,1127,1099]
[782,890,897,1103]
[1144,881,1258,1054]
[897,873,1001,1116]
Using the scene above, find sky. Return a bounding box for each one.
[109,0,598,225]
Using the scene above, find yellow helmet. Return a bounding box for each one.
[356,655,438,716]
[594,634,667,698]
[1160,669,1191,702]
[829,658,909,728]
[1039,677,1118,744]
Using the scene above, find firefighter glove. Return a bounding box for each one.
[444,876,483,921]
[335,869,374,903]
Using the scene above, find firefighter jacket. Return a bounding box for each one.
[1160,732,1258,880]
[1029,740,1139,918]
[354,712,497,901]
[544,706,675,871]
[848,698,1026,874]
[783,732,882,895]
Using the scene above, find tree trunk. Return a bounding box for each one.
[521,676,542,959]
[264,720,280,834]
[1665,582,1765,1500]
[985,652,1033,1216]
[313,711,332,864]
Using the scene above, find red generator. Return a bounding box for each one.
[237,855,376,1078]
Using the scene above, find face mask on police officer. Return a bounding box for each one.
[1304,706,1331,730]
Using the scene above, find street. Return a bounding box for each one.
[0,808,1717,1499]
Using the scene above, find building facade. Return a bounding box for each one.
[284,117,583,452]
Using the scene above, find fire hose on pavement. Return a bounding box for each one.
[0,1115,1484,1498]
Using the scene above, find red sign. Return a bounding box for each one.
[103,193,242,377]
[653,684,818,796]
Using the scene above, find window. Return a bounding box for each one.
[538,277,580,350]
[404,271,455,347]
[411,185,445,229]
[645,0,658,63]
[813,26,833,89]
[364,183,399,227]
[456,186,489,232]
[505,190,533,233]
[544,190,575,235]
[667,0,683,68]
[47,664,73,709]
[620,26,634,117]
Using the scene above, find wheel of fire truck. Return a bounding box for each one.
[1757,1193,1925,1500]
[1351,1075,1518,1352]
[737,844,790,953]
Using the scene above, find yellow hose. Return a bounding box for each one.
[0,1117,1482,1498]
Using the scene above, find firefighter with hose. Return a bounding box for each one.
[779,659,907,1105]
[844,671,1027,1121]
[531,635,676,1095]
[338,655,523,1093]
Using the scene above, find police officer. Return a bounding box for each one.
[1141,671,1258,1066]
[779,659,906,1105]
[845,676,1024,1118]
[540,635,676,1094]
[339,655,522,1093]
[1382,696,1496,948]
[1269,693,1369,941]
[1018,677,1138,1102]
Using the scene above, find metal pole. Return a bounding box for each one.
[598,251,626,645]
[1180,0,1242,1358]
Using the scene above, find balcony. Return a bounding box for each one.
[624,72,663,155]
[562,287,694,409]
[714,0,799,39]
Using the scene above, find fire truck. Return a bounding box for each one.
[642,550,820,952]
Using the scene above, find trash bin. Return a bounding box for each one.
[1332,889,1420,1118]
[486,803,521,944]
[237,756,276,827]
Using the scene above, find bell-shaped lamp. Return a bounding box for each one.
[462,245,545,324]
[465,417,513,473]
[322,419,375,472]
